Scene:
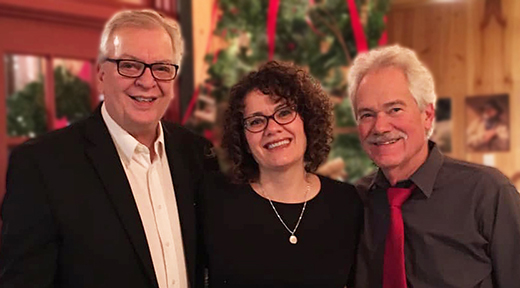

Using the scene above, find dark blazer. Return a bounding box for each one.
[0,106,218,288]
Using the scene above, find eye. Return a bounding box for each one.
[119,61,141,70]
[389,107,403,114]
[154,64,172,73]
[247,117,266,127]
[276,107,294,118]
[358,113,373,120]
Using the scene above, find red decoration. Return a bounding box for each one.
[54,117,69,130]
[267,0,281,60]
[346,0,368,53]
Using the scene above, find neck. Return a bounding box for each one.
[130,124,160,162]
[129,123,159,150]
[382,141,429,186]
[256,166,309,203]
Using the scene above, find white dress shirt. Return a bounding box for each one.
[102,104,188,288]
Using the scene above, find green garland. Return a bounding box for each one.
[7,66,91,137]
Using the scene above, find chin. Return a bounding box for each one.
[372,155,403,169]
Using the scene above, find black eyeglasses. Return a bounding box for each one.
[105,58,179,81]
[243,106,298,133]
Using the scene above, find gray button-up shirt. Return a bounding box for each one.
[354,142,520,288]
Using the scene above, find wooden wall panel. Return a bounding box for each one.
[511,0,520,185]
[388,0,520,181]
[387,3,468,157]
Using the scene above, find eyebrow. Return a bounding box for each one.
[356,100,407,115]
[244,103,289,118]
[356,107,374,115]
[383,100,406,108]
[118,54,174,64]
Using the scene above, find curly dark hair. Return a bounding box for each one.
[222,61,333,183]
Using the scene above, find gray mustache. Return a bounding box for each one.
[366,132,408,144]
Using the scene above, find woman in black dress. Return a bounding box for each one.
[201,61,363,288]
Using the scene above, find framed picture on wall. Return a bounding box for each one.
[431,98,452,153]
[465,94,510,152]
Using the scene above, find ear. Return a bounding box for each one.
[422,103,435,132]
[96,63,105,94]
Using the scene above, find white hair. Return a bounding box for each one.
[347,45,436,137]
[98,9,184,64]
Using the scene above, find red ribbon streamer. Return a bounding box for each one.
[267,0,281,61]
[182,0,220,125]
[346,0,368,53]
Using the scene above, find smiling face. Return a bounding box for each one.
[355,66,434,182]
[97,26,177,137]
[243,90,307,173]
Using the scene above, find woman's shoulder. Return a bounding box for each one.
[201,171,250,200]
[316,175,363,225]
[317,175,361,203]
[318,175,356,192]
[202,170,231,186]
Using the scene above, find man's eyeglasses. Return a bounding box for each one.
[243,106,298,133]
[105,58,179,81]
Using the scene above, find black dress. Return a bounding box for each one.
[201,173,363,288]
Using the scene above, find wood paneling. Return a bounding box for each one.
[388,0,520,180]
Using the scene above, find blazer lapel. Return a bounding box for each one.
[163,124,197,287]
[83,108,158,288]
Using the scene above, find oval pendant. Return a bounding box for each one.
[289,235,298,244]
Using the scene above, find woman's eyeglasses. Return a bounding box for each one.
[243,106,298,133]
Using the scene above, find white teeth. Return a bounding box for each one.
[267,139,290,149]
[378,139,398,145]
[133,96,154,102]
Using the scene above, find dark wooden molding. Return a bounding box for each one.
[178,0,194,121]
[0,0,125,29]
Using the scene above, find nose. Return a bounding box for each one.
[264,116,283,135]
[372,112,392,134]
[135,67,156,88]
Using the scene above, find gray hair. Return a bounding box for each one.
[347,45,436,136]
[97,9,184,64]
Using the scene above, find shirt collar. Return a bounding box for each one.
[101,102,165,164]
[369,141,444,198]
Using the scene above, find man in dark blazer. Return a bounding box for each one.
[0,9,218,288]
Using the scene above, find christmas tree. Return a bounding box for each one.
[189,0,389,181]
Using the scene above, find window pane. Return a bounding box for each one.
[5,54,47,137]
[53,58,92,128]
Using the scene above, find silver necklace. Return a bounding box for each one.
[259,177,310,245]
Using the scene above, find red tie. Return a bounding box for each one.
[383,184,415,288]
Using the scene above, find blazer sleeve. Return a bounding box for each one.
[0,146,59,288]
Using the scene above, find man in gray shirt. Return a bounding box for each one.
[347,45,520,288]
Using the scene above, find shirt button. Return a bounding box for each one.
[158,205,162,210]
[165,242,170,247]
[171,279,176,285]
